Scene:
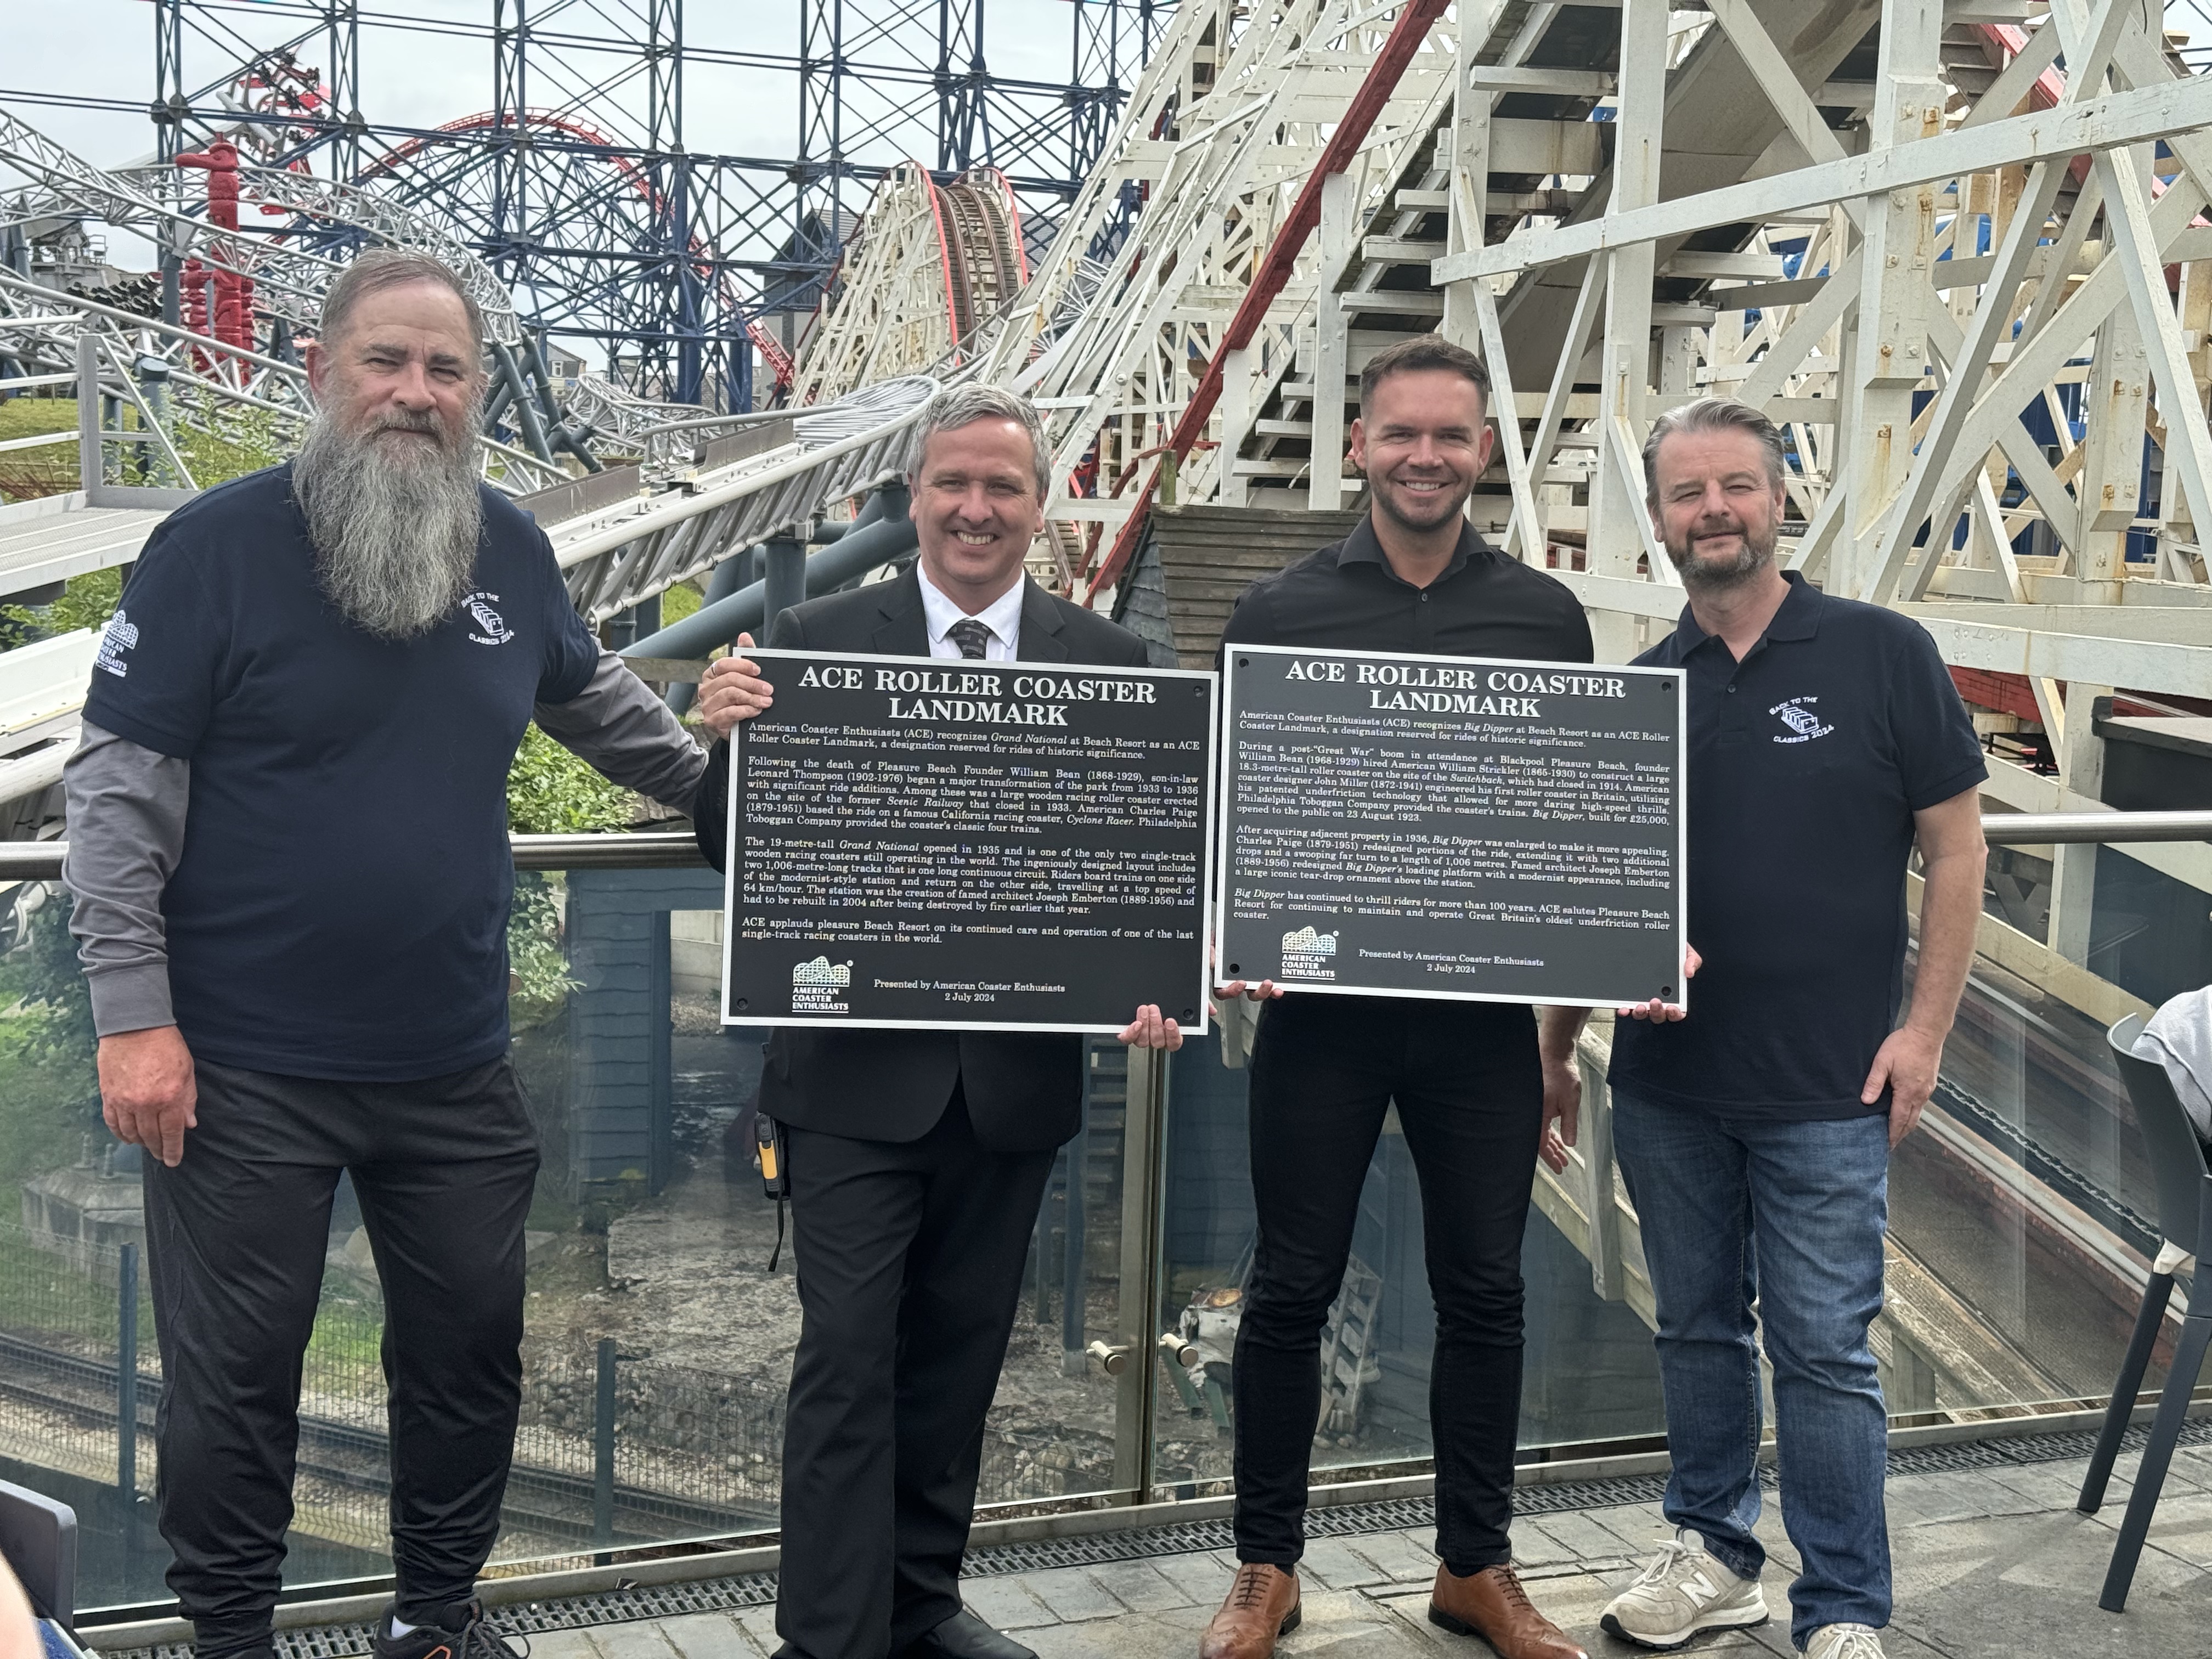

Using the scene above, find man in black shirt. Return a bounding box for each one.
[1571,399,1987,1659]
[1201,337,1592,1659]
[63,251,708,1659]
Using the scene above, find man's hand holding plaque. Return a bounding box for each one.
[697,636,772,737]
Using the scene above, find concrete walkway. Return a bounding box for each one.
[510,1441,2212,1659]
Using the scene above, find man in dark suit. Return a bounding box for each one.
[692,383,1183,1659]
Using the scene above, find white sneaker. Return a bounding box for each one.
[1599,1528,1768,1650]
[1804,1625,1888,1659]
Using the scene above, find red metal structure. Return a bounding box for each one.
[173,138,256,352]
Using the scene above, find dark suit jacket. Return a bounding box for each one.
[695,565,1152,1152]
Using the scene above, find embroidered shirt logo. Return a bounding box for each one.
[95,610,140,678]
[791,956,854,1014]
[464,591,515,645]
[1770,696,1833,744]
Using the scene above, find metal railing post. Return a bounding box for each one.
[1576,1046,1624,1303]
[1110,1045,1169,1502]
[1032,1169,1055,1325]
[592,1338,617,1560]
[77,334,101,496]
[117,1242,138,1498]
[761,535,806,628]
[1060,1119,1089,1375]
[135,357,172,488]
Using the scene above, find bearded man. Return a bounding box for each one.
[1546,399,1987,1659]
[61,250,708,1659]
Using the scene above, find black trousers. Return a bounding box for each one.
[142,1055,540,1657]
[1232,995,1543,1574]
[775,1091,1056,1659]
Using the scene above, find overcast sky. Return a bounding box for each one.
[4,0,1119,266]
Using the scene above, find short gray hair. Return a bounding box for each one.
[911,383,1052,499]
[1641,397,1786,507]
[318,248,486,360]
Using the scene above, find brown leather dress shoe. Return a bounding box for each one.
[1427,1565,1587,1659]
[1199,1563,1301,1659]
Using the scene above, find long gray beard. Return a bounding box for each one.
[294,408,485,640]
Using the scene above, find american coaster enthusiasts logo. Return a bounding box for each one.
[791,955,854,1014]
[95,609,139,678]
[1279,927,1338,982]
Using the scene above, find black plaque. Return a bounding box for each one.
[1217,645,1686,1008]
[723,650,1216,1031]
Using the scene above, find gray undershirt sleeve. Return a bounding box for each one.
[61,721,190,1037]
[534,648,709,810]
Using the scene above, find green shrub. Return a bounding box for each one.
[506,723,635,835]
[509,871,580,1016]
[661,580,703,626]
[1,567,123,644]
[0,887,100,1118]
[178,406,293,488]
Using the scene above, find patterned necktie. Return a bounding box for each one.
[948,617,992,659]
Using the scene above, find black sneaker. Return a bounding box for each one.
[373,1601,527,1659]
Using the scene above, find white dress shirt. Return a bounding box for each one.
[917,567,1024,661]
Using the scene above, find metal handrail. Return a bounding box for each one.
[0,832,708,882]
[1987,811,2212,845]
[512,832,708,870]
[0,812,2201,885]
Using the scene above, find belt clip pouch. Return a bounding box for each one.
[757,1111,791,1270]
[756,1110,789,1199]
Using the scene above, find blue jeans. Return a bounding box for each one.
[1611,1092,1892,1647]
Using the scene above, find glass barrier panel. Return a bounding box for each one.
[4,848,2202,1613]
[1888,943,2170,1419]
[0,879,398,1610]
[510,879,1133,1556]
[0,867,1147,1612]
[1148,1023,1669,1501]
[977,1038,1128,1510]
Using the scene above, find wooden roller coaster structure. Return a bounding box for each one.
[791,163,1028,407]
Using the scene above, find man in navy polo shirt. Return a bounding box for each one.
[61,251,707,1659]
[1550,400,1987,1659]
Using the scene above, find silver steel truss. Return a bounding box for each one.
[566,375,714,450]
[94,0,1168,409]
[2,112,741,464]
[0,268,313,420]
[0,109,342,330]
[0,274,573,498]
[156,162,522,346]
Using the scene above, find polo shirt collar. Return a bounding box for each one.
[1335,514,1490,586]
[1668,568,1825,656]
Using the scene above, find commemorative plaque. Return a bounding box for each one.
[1217,645,1686,1008]
[723,649,1216,1032]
